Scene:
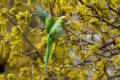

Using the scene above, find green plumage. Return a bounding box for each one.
[44,16,65,71]
[44,35,53,71]
[35,4,65,71]
[35,4,54,33]
[45,15,54,33]
[35,4,48,21]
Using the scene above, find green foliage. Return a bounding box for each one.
[88,44,100,55]
[93,59,107,80]
[115,38,120,48]
[7,73,16,80]
[111,54,120,69]
[68,68,88,80]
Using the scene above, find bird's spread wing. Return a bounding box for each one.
[35,4,50,22]
[35,4,55,33]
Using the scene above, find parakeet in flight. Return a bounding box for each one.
[35,4,66,71]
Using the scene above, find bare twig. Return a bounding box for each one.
[100,33,120,49]
[110,75,120,79]
[50,0,56,16]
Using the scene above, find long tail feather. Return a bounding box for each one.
[44,35,53,71]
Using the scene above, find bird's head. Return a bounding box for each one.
[60,16,66,21]
[60,16,66,19]
[58,16,67,24]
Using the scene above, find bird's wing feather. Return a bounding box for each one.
[45,16,55,33]
[35,4,50,22]
[35,4,55,33]
[50,23,63,40]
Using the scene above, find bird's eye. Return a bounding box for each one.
[64,18,67,22]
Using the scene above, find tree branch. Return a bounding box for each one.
[79,0,120,30]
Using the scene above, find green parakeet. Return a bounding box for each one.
[35,4,54,33]
[35,4,66,71]
[44,16,65,71]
